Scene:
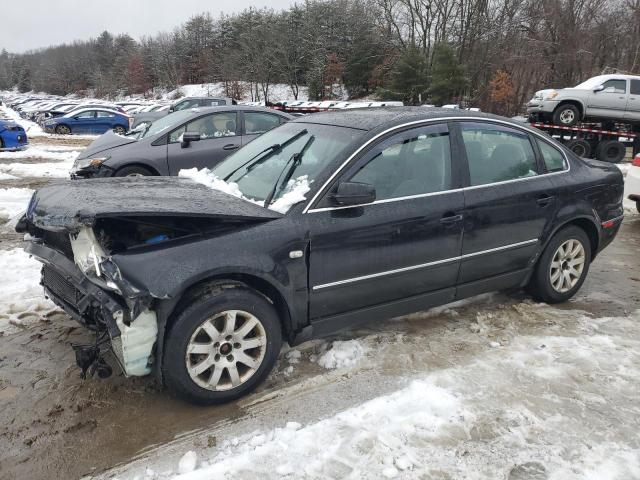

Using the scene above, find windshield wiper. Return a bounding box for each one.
[223,129,308,182]
[264,135,315,208]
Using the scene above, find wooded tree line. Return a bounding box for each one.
[0,0,638,115]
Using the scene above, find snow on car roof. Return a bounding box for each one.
[574,74,640,89]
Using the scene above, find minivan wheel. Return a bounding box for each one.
[528,226,591,303]
[163,285,282,404]
[55,124,71,135]
[552,104,580,126]
[114,165,153,177]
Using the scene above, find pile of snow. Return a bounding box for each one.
[316,340,367,370]
[0,105,46,137]
[179,168,310,214]
[0,145,80,162]
[0,248,55,334]
[0,161,73,178]
[0,188,33,222]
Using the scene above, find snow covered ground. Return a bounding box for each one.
[165,83,310,103]
[103,301,640,480]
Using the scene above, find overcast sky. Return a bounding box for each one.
[0,0,297,53]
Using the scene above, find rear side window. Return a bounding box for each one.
[536,139,568,172]
[461,122,538,186]
[349,125,452,200]
[631,80,640,95]
[245,112,282,135]
[96,111,115,118]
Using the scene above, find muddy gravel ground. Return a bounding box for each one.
[1,135,639,479]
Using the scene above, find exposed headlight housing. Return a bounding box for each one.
[73,156,110,170]
[69,227,107,277]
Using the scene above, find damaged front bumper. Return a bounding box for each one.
[25,241,158,377]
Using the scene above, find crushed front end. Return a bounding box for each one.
[18,223,158,378]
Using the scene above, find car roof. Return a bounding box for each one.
[167,105,294,119]
[290,107,511,132]
[63,107,123,117]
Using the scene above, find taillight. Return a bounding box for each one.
[633,154,640,167]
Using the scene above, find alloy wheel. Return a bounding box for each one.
[549,239,586,293]
[185,310,267,391]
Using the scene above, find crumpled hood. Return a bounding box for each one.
[77,130,138,159]
[24,176,281,231]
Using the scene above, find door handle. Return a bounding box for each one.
[536,194,555,207]
[223,144,240,150]
[440,214,463,226]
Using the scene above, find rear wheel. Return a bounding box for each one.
[55,124,71,135]
[595,140,626,163]
[565,139,592,158]
[113,125,126,135]
[528,226,591,303]
[552,104,580,126]
[163,285,282,404]
[114,165,153,177]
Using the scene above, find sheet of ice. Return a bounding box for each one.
[179,168,310,213]
[0,188,33,222]
[0,161,73,178]
[0,248,56,335]
[316,340,367,369]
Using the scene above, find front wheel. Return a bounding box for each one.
[55,124,71,135]
[163,284,282,404]
[114,165,153,177]
[528,226,591,303]
[552,104,580,126]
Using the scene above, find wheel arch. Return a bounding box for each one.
[544,216,599,261]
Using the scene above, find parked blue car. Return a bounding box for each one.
[0,119,28,150]
[43,108,131,135]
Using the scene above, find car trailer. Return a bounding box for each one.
[530,122,639,163]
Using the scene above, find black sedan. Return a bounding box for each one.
[18,108,624,404]
[71,106,293,178]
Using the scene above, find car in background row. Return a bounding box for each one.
[626,153,640,213]
[43,108,131,135]
[131,96,235,129]
[72,106,292,177]
[0,117,28,150]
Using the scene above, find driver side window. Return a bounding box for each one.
[349,125,452,201]
[602,79,627,94]
[168,113,238,143]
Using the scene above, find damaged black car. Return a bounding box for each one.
[17,108,624,404]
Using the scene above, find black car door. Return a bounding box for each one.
[166,112,240,174]
[455,121,557,291]
[306,123,465,324]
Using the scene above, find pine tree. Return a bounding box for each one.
[377,46,428,105]
[428,43,468,106]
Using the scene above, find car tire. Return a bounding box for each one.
[113,125,126,135]
[595,140,626,163]
[528,225,591,304]
[565,139,592,158]
[163,284,282,404]
[552,104,580,126]
[55,124,71,135]
[114,165,154,177]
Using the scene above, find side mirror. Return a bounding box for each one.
[593,84,605,92]
[181,131,201,148]
[332,181,376,207]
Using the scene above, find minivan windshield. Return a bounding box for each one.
[212,122,364,204]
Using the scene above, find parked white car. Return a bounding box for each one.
[626,153,640,213]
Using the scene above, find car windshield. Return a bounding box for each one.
[212,122,364,204]
[139,110,195,139]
